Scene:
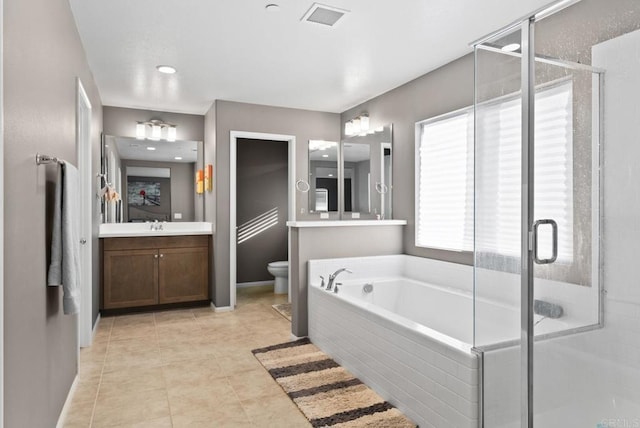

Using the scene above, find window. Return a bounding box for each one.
[416,80,574,261]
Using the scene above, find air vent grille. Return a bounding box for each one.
[302,3,348,27]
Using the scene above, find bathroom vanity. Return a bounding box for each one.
[99,222,212,310]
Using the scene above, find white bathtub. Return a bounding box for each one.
[308,255,480,428]
[307,254,599,427]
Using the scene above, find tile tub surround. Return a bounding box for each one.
[63,286,310,427]
[309,284,479,427]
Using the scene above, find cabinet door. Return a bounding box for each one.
[103,249,159,309]
[158,247,208,304]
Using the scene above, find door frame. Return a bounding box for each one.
[0,0,5,423]
[76,78,92,348]
[229,131,296,309]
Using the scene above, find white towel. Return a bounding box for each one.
[47,162,81,315]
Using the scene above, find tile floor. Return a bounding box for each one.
[64,286,311,427]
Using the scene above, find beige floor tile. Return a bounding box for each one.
[216,352,264,375]
[162,356,225,389]
[111,416,173,428]
[154,308,196,324]
[99,366,166,398]
[241,395,310,427]
[92,387,170,427]
[166,380,240,417]
[110,323,157,341]
[63,399,95,428]
[70,287,306,427]
[72,375,102,405]
[227,368,286,401]
[172,406,252,428]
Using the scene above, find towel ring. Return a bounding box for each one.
[296,179,310,193]
[375,182,389,194]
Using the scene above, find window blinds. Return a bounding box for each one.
[417,80,573,261]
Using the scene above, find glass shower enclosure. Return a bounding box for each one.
[472,0,640,426]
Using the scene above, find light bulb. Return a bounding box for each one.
[345,121,353,136]
[151,124,161,140]
[167,126,177,142]
[360,114,370,132]
[352,117,361,134]
[136,123,146,140]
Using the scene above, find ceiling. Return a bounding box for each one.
[69,0,554,115]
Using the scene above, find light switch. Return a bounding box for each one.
[320,212,329,219]
[174,213,182,219]
[351,212,360,219]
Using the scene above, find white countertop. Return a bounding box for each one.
[286,219,407,228]
[99,222,213,238]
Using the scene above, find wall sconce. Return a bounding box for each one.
[196,169,204,194]
[205,164,213,192]
[344,113,370,137]
[136,119,177,142]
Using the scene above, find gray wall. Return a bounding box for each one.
[207,100,341,307]
[340,0,640,268]
[342,55,475,266]
[120,159,195,222]
[290,225,404,336]
[4,0,103,425]
[236,139,288,283]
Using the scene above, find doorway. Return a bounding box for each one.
[76,78,93,348]
[229,131,295,309]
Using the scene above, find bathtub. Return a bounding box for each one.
[308,255,480,427]
[307,254,600,427]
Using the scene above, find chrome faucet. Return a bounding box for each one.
[150,220,164,231]
[326,268,352,291]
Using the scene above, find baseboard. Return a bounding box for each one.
[91,313,101,342]
[210,302,233,312]
[56,375,79,428]
[236,280,274,289]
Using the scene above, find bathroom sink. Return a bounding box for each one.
[99,222,213,238]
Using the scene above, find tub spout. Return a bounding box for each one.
[327,268,352,291]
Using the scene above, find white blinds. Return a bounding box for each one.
[417,80,573,261]
[417,111,474,251]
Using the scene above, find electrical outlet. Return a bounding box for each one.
[320,212,329,219]
[174,213,182,220]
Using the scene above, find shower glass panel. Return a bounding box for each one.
[473,26,525,427]
[531,11,607,427]
[475,0,640,425]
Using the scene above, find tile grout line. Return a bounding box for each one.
[89,317,113,427]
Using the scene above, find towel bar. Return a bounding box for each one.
[35,153,64,165]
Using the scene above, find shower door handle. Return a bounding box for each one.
[532,219,558,264]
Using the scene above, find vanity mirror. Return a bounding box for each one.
[341,124,393,219]
[101,135,204,223]
[308,140,339,213]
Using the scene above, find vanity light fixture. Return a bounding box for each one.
[344,113,370,136]
[156,65,177,74]
[135,119,178,142]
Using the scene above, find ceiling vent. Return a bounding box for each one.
[301,3,349,27]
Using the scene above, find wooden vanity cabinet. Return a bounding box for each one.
[102,235,210,310]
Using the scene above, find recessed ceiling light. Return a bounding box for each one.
[147,146,156,151]
[174,156,183,160]
[156,65,177,74]
[265,3,280,12]
[328,174,334,177]
[501,43,521,52]
[322,154,329,158]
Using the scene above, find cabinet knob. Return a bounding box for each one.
[160,254,164,258]
[154,254,158,259]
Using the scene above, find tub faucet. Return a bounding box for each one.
[327,268,352,291]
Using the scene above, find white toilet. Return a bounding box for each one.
[267,261,289,294]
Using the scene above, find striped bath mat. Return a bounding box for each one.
[251,338,417,428]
